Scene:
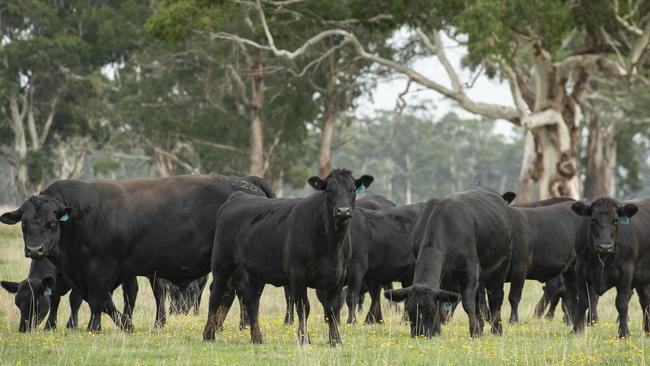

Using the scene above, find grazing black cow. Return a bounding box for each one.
[384,186,513,338]
[571,197,650,338]
[0,257,145,332]
[166,276,208,315]
[502,197,582,323]
[0,174,274,333]
[203,169,373,346]
[342,202,425,325]
[282,193,395,325]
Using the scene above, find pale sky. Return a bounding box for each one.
[355,30,518,139]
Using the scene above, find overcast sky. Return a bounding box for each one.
[355,31,518,138]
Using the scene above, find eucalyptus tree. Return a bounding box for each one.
[151,0,650,200]
[0,0,151,197]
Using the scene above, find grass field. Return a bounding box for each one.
[0,225,648,365]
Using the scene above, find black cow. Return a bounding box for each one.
[0,257,148,332]
[533,274,571,323]
[0,174,274,332]
[384,186,513,338]
[571,197,650,338]
[503,198,582,323]
[202,169,373,346]
[342,203,424,325]
[282,194,395,325]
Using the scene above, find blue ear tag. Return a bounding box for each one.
[43,287,52,296]
[59,213,69,222]
[356,184,366,193]
[442,302,453,312]
[620,216,630,225]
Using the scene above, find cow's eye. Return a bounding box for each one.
[591,219,598,225]
[612,219,619,225]
[48,221,57,229]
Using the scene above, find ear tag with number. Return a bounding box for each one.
[59,213,69,222]
[442,302,453,312]
[620,215,630,225]
[43,287,52,296]
[356,184,366,193]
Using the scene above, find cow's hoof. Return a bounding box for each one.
[44,322,56,331]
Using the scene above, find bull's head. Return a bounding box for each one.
[1,276,54,332]
[384,285,460,337]
[0,195,73,259]
[571,198,638,255]
[308,169,374,225]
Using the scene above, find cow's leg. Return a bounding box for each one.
[193,286,204,316]
[637,284,650,335]
[485,259,509,335]
[149,276,166,327]
[572,267,589,334]
[533,291,549,319]
[102,296,133,332]
[462,262,481,337]
[364,283,383,324]
[587,286,599,325]
[562,269,578,326]
[323,288,343,346]
[44,293,62,331]
[244,279,265,344]
[615,272,633,339]
[292,284,311,345]
[67,289,83,329]
[283,286,294,325]
[203,264,237,341]
[345,266,363,324]
[237,294,249,330]
[546,291,561,319]
[121,277,138,329]
[507,265,526,324]
[475,285,487,331]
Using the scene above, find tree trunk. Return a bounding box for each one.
[249,53,265,177]
[404,152,413,204]
[318,58,339,179]
[272,168,284,198]
[584,113,617,199]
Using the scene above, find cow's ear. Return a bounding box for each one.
[57,207,73,222]
[384,287,411,302]
[502,192,516,204]
[307,176,326,191]
[1,280,19,294]
[0,207,23,225]
[571,201,592,217]
[619,204,639,219]
[432,289,461,304]
[355,175,374,190]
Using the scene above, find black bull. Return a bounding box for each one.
[385,186,513,338]
[0,174,274,332]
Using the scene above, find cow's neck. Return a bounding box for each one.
[314,193,350,247]
[413,245,445,289]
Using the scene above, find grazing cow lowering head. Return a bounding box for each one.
[1,277,54,332]
[0,195,73,259]
[571,198,638,254]
[384,285,461,337]
[307,169,374,224]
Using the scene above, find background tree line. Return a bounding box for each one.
[1,0,649,205]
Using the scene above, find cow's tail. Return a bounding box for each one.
[247,176,276,198]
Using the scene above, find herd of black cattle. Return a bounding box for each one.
[1,170,649,345]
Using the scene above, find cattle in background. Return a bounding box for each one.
[502,197,583,323]
[385,186,513,338]
[0,174,274,332]
[0,257,148,332]
[533,275,571,323]
[203,169,373,346]
[572,197,650,338]
[341,202,424,324]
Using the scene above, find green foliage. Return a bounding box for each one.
[333,111,523,204]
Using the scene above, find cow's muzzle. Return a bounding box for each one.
[334,207,352,220]
[25,246,44,259]
[597,243,614,254]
